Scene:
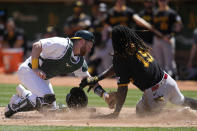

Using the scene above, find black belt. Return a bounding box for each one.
[28,63,32,69]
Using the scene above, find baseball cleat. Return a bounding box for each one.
[4,104,17,118]
[4,95,20,118]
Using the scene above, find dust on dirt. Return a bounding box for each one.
[1,107,197,127]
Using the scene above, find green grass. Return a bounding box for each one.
[0,83,143,107]
[0,83,197,107]
[0,126,197,131]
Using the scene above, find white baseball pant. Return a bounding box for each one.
[136,73,184,114]
[16,57,56,108]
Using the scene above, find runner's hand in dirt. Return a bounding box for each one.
[104,92,117,109]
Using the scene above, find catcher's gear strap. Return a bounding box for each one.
[11,97,35,112]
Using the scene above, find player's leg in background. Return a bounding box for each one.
[152,36,165,69]
[162,37,177,78]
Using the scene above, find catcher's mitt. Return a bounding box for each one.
[105,92,117,109]
[66,87,88,109]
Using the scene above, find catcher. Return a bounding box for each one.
[4,30,109,118]
[80,25,197,118]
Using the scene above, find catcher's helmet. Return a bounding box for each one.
[66,87,88,109]
[70,30,95,43]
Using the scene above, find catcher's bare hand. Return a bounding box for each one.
[104,92,117,109]
[80,76,99,88]
[33,69,46,79]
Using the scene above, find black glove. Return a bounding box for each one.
[66,87,88,109]
[80,76,99,88]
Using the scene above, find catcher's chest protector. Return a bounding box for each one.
[38,42,84,79]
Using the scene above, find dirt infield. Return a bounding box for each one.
[0,73,197,127]
[1,107,197,127]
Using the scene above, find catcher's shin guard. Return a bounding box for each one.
[5,95,35,118]
[183,97,197,110]
[4,104,17,118]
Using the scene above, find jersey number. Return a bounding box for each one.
[136,51,154,68]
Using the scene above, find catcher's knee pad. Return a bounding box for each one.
[35,94,56,109]
[43,94,56,104]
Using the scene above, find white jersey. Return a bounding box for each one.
[40,37,69,60]
[26,37,90,78]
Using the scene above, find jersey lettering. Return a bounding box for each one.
[160,22,168,30]
[136,50,154,67]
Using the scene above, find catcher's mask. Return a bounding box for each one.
[66,87,88,109]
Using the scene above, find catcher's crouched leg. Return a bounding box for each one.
[66,87,88,109]
[5,94,56,118]
[35,94,56,112]
[5,94,35,118]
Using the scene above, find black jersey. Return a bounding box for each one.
[105,7,135,27]
[90,16,105,46]
[153,8,182,35]
[64,13,91,37]
[136,9,154,44]
[3,28,25,48]
[113,50,164,91]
